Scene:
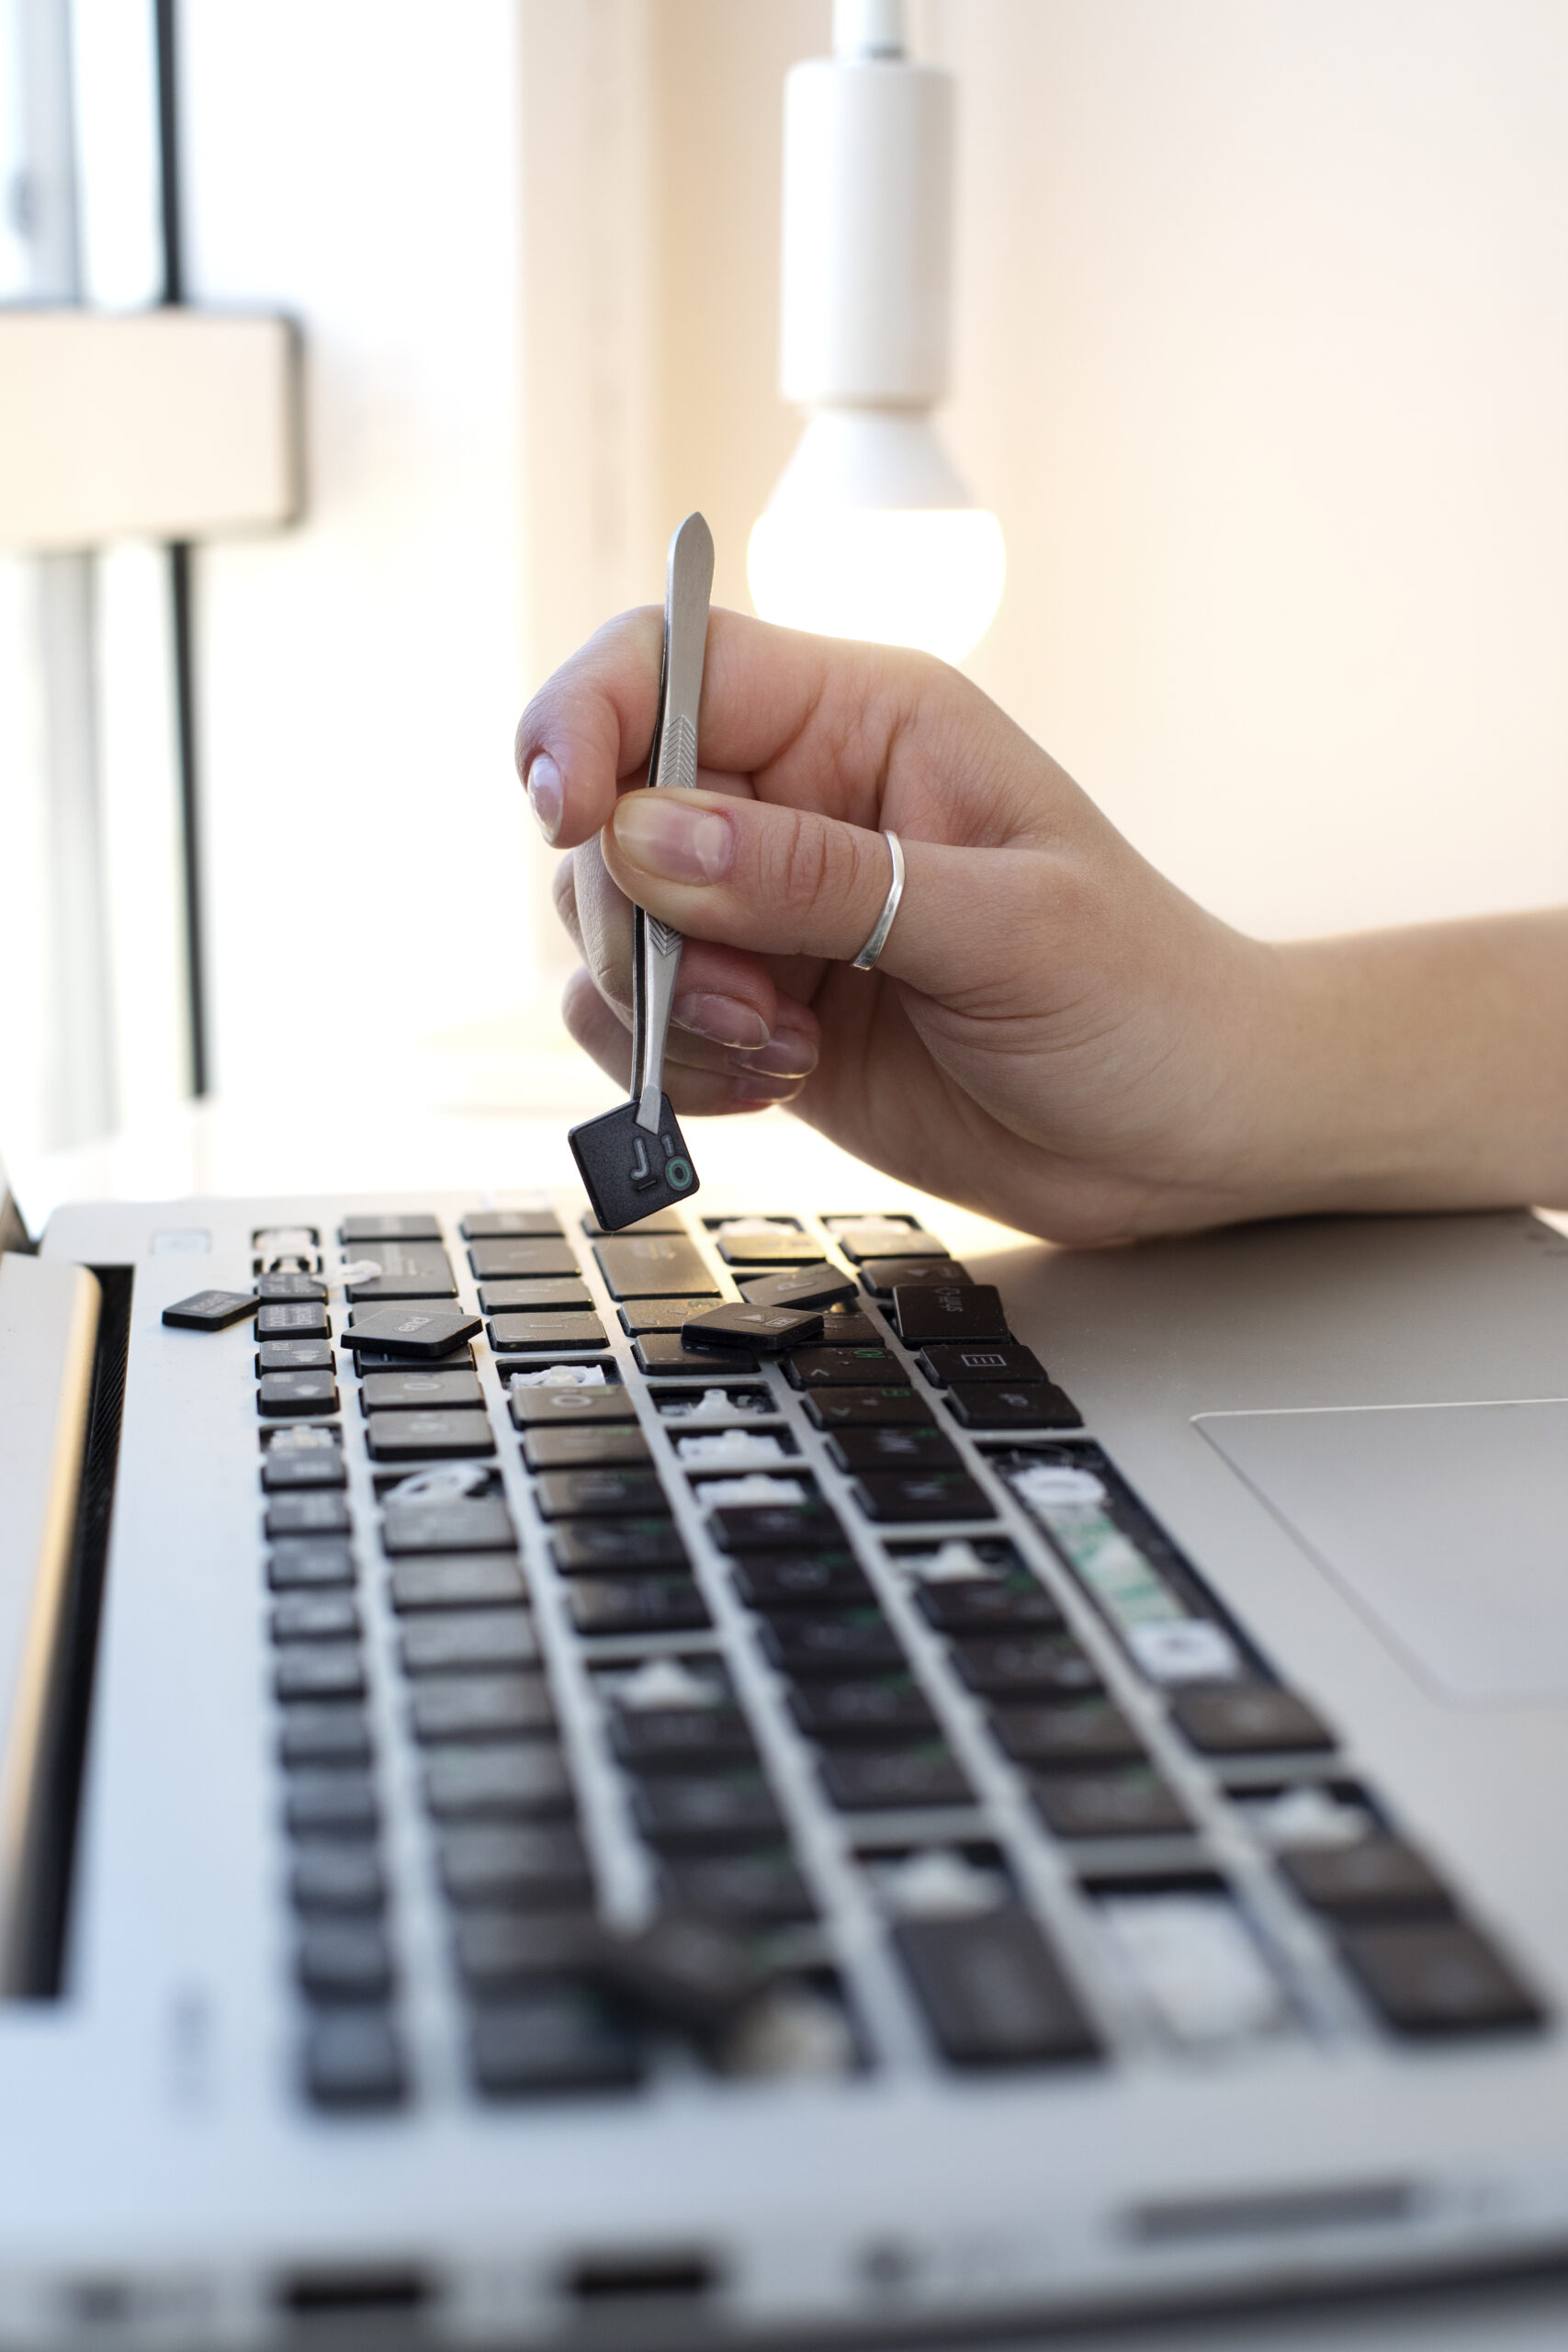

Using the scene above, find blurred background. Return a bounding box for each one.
[4,0,1568,1183]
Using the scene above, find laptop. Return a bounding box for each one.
[3,1135,1566,2347]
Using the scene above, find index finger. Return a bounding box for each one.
[514,606,1015,854]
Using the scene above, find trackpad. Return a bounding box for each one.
[1196,1400,1568,1704]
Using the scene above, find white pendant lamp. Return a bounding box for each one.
[747,0,1005,664]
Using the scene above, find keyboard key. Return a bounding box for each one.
[730,1552,874,1612]
[893,1284,1010,1345]
[713,1227,822,1266]
[342,1306,481,1360]
[354,1341,475,1374]
[304,2010,406,2108]
[258,1371,339,1417]
[789,1677,938,1744]
[710,1500,846,1552]
[262,1447,347,1492]
[272,1592,362,1644]
[268,1537,356,1590]
[472,1241,587,1279]
[454,1911,607,1989]
[989,1702,1145,1768]
[367,1408,496,1462]
[1170,1688,1335,1754]
[581,1206,687,1237]
[594,1234,716,1298]
[631,1772,785,1850]
[610,1707,758,1771]
[359,1368,483,1411]
[258,1339,334,1374]
[739,1264,857,1311]
[389,1555,525,1610]
[1279,1838,1452,1918]
[423,1743,573,1820]
[1338,1920,1542,2034]
[479,1278,594,1314]
[440,1823,593,1906]
[524,1423,651,1471]
[833,1224,950,1262]
[279,1705,372,1769]
[1032,1772,1190,1838]
[918,1342,1046,1387]
[381,1497,516,1554]
[461,1209,563,1239]
[532,1468,669,1519]
[894,1913,1098,2065]
[341,1213,441,1243]
[255,1272,327,1303]
[344,1242,456,1300]
[470,1991,642,2097]
[400,1610,539,1675]
[491,1312,610,1355]
[916,1577,1064,1634]
[946,1382,1082,1431]
[615,1295,728,1334]
[858,1257,972,1296]
[551,1519,687,1574]
[508,1383,638,1429]
[162,1288,257,1331]
[851,1469,993,1522]
[803,1387,933,1430]
[761,1614,905,1677]
[662,1851,816,1924]
[299,1923,394,2001]
[829,1426,959,1473]
[635,1334,760,1376]
[682,1303,825,1352]
[592,1911,777,2035]
[275,1647,367,1703]
[265,1492,352,1539]
[815,1307,886,1346]
[291,1845,384,1914]
[819,1746,973,1810]
[284,1771,378,1838]
[784,1346,899,1387]
[410,1674,555,1742]
[952,1634,1101,1700]
[569,1578,712,1635]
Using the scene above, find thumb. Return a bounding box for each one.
[602,786,1035,1000]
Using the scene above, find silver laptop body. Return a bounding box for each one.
[2,1173,1565,2348]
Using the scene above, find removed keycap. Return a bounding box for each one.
[739,1264,857,1311]
[163,1288,258,1330]
[341,1306,481,1360]
[682,1303,824,1353]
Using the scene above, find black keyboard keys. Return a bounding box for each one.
[550,1520,687,1575]
[532,1469,667,1519]
[785,1346,899,1387]
[918,1342,1046,1386]
[1338,1920,1541,2035]
[850,1469,992,1522]
[789,1677,940,1746]
[803,1387,933,1430]
[163,1287,258,1330]
[682,1302,824,1352]
[461,1209,563,1239]
[360,1368,483,1412]
[894,1913,1098,2066]
[468,1238,580,1281]
[1170,1689,1335,1755]
[819,1746,972,1810]
[509,1382,637,1430]
[344,1242,456,1300]
[366,1409,495,1461]
[594,1233,716,1298]
[343,1306,481,1360]
[341,1213,441,1243]
[739,1263,857,1311]
[945,1382,1081,1430]
[828,1426,959,1473]
[522,1423,651,1471]
[892,1283,1010,1345]
[491,1313,610,1355]
[636,1335,760,1376]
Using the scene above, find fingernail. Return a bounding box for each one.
[675,993,770,1049]
[732,1074,801,1103]
[613,792,734,883]
[728,1034,817,1078]
[526,753,563,842]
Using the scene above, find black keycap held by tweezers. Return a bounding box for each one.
[569,1093,700,1235]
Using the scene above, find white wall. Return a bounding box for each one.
[929,0,1568,937]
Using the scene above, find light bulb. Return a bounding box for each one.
[748,405,1006,663]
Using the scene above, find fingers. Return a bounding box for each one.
[561,967,812,1114]
[516,605,1039,854]
[601,786,1045,1002]
[559,839,792,1047]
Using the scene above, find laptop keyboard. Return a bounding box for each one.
[233,1206,1545,2109]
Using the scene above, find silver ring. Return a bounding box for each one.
[852,831,906,972]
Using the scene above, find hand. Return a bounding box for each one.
[514,606,1304,1244]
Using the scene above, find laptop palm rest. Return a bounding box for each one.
[1197,1398,1568,1706]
